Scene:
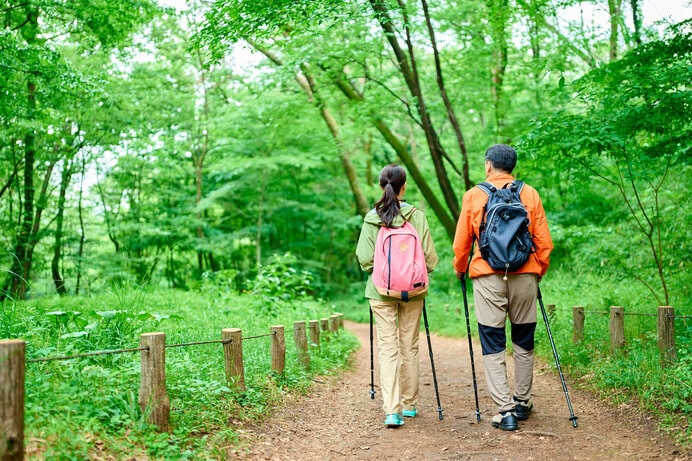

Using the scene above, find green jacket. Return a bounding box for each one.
[355,203,438,301]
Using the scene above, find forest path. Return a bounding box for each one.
[228,320,689,460]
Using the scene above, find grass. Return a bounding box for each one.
[2,284,358,460]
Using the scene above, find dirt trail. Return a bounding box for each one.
[229,320,690,460]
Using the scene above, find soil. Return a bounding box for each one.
[228,320,690,461]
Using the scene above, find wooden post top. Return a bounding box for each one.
[0,339,25,345]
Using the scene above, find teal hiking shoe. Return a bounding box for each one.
[384,413,404,427]
[402,408,418,418]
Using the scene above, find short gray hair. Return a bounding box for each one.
[485,144,517,173]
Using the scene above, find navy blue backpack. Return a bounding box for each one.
[477,180,535,278]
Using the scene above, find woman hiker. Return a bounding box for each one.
[356,164,438,427]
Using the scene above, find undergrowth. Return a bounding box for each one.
[3,285,358,460]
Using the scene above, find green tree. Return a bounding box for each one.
[0,0,159,299]
[521,27,692,305]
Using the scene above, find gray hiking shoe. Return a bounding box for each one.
[491,411,518,431]
[513,397,533,421]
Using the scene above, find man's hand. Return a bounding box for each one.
[456,271,465,280]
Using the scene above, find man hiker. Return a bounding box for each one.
[452,144,553,431]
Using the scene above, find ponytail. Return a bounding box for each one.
[375,164,406,227]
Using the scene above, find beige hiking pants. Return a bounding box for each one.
[369,298,424,415]
[472,274,537,413]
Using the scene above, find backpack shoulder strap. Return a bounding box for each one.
[476,182,495,195]
[511,180,525,193]
[400,205,417,223]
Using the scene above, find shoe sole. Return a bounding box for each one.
[385,422,404,427]
[492,422,518,431]
[384,416,404,427]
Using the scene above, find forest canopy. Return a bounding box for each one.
[1,0,690,307]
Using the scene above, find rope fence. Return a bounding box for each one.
[26,346,149,363]
[0,313,345,460]
[544,308,685,318]
[23,326,298,363]
[569,305,684,366]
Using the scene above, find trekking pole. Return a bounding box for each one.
[537,285,578,428]
[369,307,376,400]
[422,300,443,420]
[460,275,482,422]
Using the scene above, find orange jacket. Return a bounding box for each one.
[452,173,553,278]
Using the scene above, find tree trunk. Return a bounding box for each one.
[487,0,509,142]
[8,88,37,300]
[0,157,21,200]
[526,0,543,107]
[608,0,623,61]
[368,0,460,218]
[420,0,473,191]
[191,18,214,275]
[256,175,265,267]
[630,0,642,47]
[27,159,57,283]
[75,153,87,295]
[52,157,73,296]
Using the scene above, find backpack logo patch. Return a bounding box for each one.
[477,181,535,278]
[372,220,428,302]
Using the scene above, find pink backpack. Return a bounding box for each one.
[372,218,428,301]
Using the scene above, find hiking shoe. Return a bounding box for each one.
[491,411,518,431]
[513,397,533,421]
[402,408,418,418]
[384,413,404,427]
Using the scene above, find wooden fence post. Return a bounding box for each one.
[329,314,339,333]
[308,320,320,349]
[293,321,309,367]
[572,306,585,344]
[609,306,625,354]
[657,306,677,367]
[139,332,170,432]
[222,328,245,390]
[320,318,330,342]
[336,313,344,329]
[271,325,286,375]
[0,340,24,461]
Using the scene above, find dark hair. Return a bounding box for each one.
[375,164,406,227]
[485,144,517,173]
